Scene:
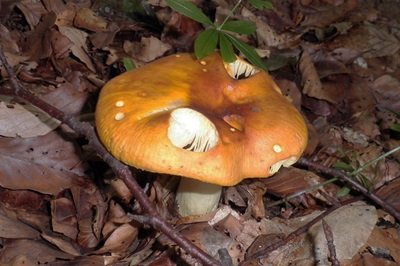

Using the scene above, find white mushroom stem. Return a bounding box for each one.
[175,178,222,217]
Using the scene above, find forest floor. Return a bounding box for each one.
[0,0,399,265]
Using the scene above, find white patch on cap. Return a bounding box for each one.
[223,57,259,79]
[114,112,125,121]
[168,108,219,152]
[273,144,282,153]
[200,60,207,65]
[115,101,124,107]
[269,156,298,175]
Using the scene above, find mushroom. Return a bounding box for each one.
[95,53,308,217]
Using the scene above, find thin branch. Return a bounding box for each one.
[0,46,220,266]
[322,220,340,266]
[297,158,400,222]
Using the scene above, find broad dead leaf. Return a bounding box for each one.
[95,223,138,254]
[263,167,333,206]
[300,50,333,103]
[58,26,95,72]
[123,36,172,64]
[0,131,87,194]
[0,210,40,239]
[41,233,81,256]
[0,96,60,138]
[372,75,400,112]
[74,7,108,32]
[330,22,400,58]
[51,197,78,240]
[15,0,47,29]
[376,178,400,212]
[300,0,358,28]
[0,239,73,264]
[241,8,288,49]
[309,201,377,264]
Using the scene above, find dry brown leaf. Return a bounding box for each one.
[53,2,76,27]
[376,178,400,212]
[159,11,202,50]
[275,79,302,110]
[365,224,400,263]
[42,80,88,115]
[51,197,78,240]
[58,26,95,72]
[89,23,120,49]
[351,112,380,140]
[0,239,73,264]
[69,182,107,250]
[300,50,349,103]
[0,96,60,138]
[22,12,56,61]
[41,233,81,256]
[0,24,21,54]
[330,22,400,58]
[263,167,334,207]
[0,131,87,194]
[241,8,288,49]
[177,222,239,262]
[300,50,336,103]
[236,181,267,219]
[123,36,172,64]
[42,0,66,15]
[372,75,400,112]
[0,211,40,239]
[74,7,108,32]
[15,0,47,29]
[107,178,133,203]
[301,0,358,28]
[50,28,74,59]
[95,223,138,254]
[302,95,333,116]
[313,50,350,78]
[341,127,369,148]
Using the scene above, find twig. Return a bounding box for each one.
[322,220,340,266]
[297,157,400,222]
[0,46,220,266]
[240,198,358,264]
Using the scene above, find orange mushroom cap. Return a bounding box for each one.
[95,53,308,186]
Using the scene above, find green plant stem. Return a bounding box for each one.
[217,0,243,30]
[350,145,400,176]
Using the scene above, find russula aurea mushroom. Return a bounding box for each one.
[95,53,308,217]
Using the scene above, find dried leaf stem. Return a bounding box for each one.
[0,46,220,266]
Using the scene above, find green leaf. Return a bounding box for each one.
[248,0,274,10]
[218,33,236,63]
[263,54,296,71]
[333,161,354,172]
[220,20,256,35]
[224,34,266,70]
[122,57,136,71]
[123,0,145,15]
[391,123,400,133]
[165,0,213,25]
[336,186,351,198]
[194,29,218,59]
